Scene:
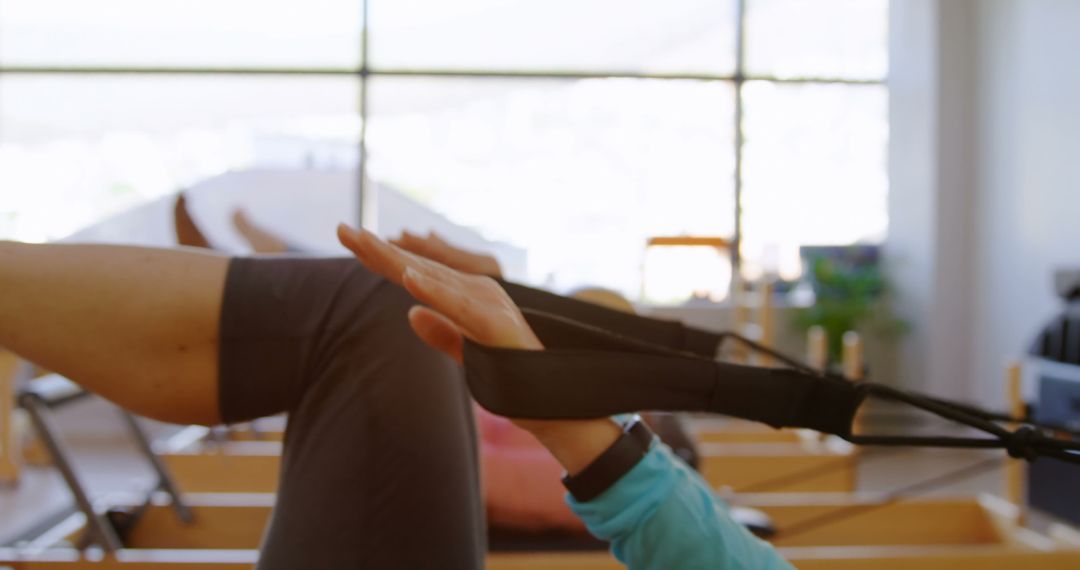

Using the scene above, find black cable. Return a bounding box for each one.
[849,384,1080,465]
[713,326,1080,440]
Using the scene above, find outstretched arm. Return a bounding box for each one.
[337,225,792,570]
[0,241,227,425]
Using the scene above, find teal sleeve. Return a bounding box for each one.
[567,439,794,570]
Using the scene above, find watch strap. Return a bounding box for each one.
[562,418,654,502]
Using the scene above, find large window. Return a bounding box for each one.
[0,0,888,303]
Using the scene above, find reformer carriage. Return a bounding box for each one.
[4,486,1079,568]
[4,360,1079,569]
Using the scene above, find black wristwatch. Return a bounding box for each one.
[562,416,655,502]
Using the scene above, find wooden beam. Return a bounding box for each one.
[840,331,865,445]
[786,546,1080,570]
[8,494,1078,569]
[166,443,859,495]
[1004,362,1026,524]
[700,442,856,493]
[841,331,863,381]
[756,279,776,367]
[645,236,730,250]
[690,417,810,444]
[7,548,1078,570]
[124,497,272,550]
[731,276,750,364]
[68,496,1007,544]
[807,326,828,372]
[487,553,620,570]
[166,427,858,495]
[695,428,804,445]
[0,351,21,485]
[759,495,1000,547]
[161,442,280,494]
[222,430,284,443]
[95,494,1030,550]
[0,548,257,569]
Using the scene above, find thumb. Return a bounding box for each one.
[408,305,465,364]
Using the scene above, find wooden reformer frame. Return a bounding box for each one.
[4,343,1076,568]
[4,491,1078,569]
[157,422,858,495]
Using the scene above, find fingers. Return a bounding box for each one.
[339,223,539,351]
[392,230,453,266]
[404,267,542,351]
[407,305,465,364]
[340,224,474,297]
[389,229,504,278]
[402,266,491,341]
[338,224,437,286]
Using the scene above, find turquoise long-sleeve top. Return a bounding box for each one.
[567,438,795,570]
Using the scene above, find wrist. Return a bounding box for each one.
[517,418,623,476]
[562,417,654,502]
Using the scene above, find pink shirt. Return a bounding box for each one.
[476,405,587,532]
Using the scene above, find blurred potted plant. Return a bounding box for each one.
[791,248,907,366]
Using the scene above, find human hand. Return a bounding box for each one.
[337,224,619,475]
[390,230,503,279]
[337,225,537,361]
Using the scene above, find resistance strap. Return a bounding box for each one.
[501,280,816,373]
[470,282,1080,465]
[465,309,864,437]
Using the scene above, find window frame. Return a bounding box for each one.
[0,0,886,280]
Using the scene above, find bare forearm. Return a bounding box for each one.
[524,418,622,476]
[0,241,228,424]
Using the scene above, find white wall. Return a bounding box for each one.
[970,0,1080,408]
[886,0,980,399]
[888,0,1080,408]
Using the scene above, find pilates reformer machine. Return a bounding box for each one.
[3,282,1079,569]
[2,364,1079,569]
[479,282,1080,568]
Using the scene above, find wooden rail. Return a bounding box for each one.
[4,493,1078,569]
[1,351,22,485]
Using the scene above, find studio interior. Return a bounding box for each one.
[0,1,1078,569]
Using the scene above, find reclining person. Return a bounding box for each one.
[0,226,787,568]
[175,193,698,534]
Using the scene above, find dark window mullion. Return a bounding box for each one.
[359,0,370,227]
[733,0,747,278]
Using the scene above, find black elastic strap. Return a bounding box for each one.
[501,280,722,357]
[503,280,833,375]
[464,309,865,437]
[463,308,1080,464]
[498,280,1080,440]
